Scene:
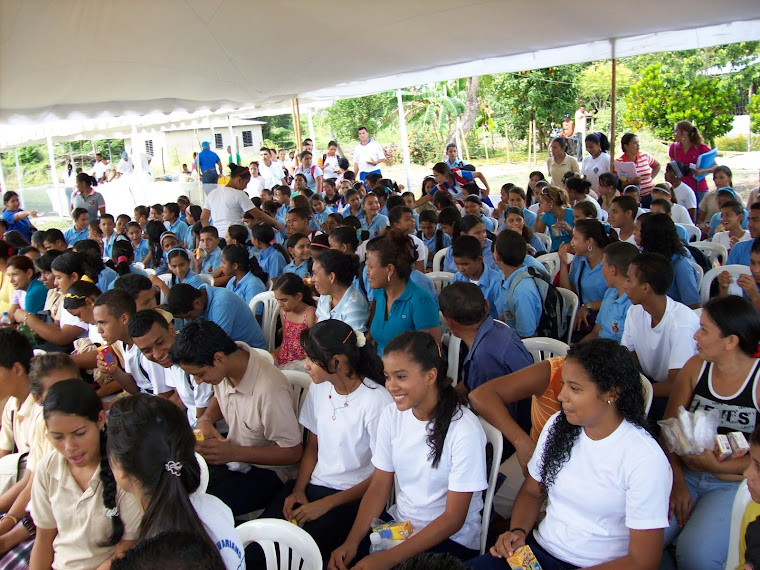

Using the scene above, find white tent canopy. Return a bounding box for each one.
[2,0,760,126]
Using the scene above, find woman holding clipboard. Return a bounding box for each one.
[614,133,660,208]
[670,120,715,205]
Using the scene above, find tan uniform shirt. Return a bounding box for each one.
[0,393,38,454]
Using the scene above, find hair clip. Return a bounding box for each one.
[64,292,86,299]
[116,255,129,264]
[80,275,94,284]
[342,330,353,344]
[164,461,182,477]
[105,507,119,518]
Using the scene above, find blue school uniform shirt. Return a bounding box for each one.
[176,270,205,289]
[63,226,88,246]
[419,230,452,270]
[710,209,749,237]
[370,279,439,356]
[1,210,32,241]
[452,265,503,319]
[361,213,389,239]
[102,233,117,259]
[568,256,608,304]
[496,266,542,338]
[522,254,548,275]
[674,223,690,243]
[258,246,287,280]
[275,203,290,225]
[480,215,496,233]
[198,284,265,348]
[313,210,329,226]
[728,239,754,266]
[107,265,150,290]
[133,239,150,264]
[443,238,497,273]
[668,253,700,306]
[461,317,533,391]
[198,246,222,275]
[528,233,547,255]
[282,260,309,279]
[596,288,631,343]
[522,208,538,228]
[167,219,192,248]
[540,209,574,251]
[96,267,119,293]
[226,271,266,305]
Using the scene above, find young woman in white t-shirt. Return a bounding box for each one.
[581,132,611,195]
[107,393,243,570]
[261,319,391,563]
[329,331,487,570]
[466,339,671,570]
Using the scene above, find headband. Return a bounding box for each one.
[167,247,187,257]
[310,241,330,250]
[667,161,683,178]
[64,292,87,300]
[160,231,178,244]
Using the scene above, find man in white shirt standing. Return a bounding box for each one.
[258,147,286,189]
[114,152,133,178]
[91,153,108,183]
[352,126,385,188]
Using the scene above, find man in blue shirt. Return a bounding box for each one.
[727,203,760,266]
[439,281,532,394]
[167,283,265,349]
[197,141,222,185]
[63,208,89,245]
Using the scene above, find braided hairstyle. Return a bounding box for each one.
[384,331,463,468]
[43,379,124,546]
[539,339,648,495]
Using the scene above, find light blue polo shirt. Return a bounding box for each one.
[419,230,452,270]
[102,233,117,259]
[496,266,542,338]
[596,288,631,342]
[133,239,150,264]
[568,256,608,304]
[669,253,700,306]
[528,234,547,255]
[443,237,497,273]
[199,284,265,349]
[176,270,205,289]
[361,213,389,239]
[257,246,287,280]
[522,208,538,228]
[315,285,370,332]
[673,223,690,243]
[480,215,496,233]
[452,264,503,319]
[283,260,309,279]
[226,271,266,305]
[63,226,88,246]
[727,238,754,266]
[522,254,549,276]
[198,246,222,275]
[96,267,119,292]
[168,219,192,248]
[370,279,439,355]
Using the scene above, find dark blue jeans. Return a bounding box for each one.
[206,464,282,517]
[201,169,219,184]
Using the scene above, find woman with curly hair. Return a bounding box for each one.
[466,338,671,570]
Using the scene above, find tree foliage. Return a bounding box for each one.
[323,93,395,141]
[750,94,760,135]
[578,62,635,111]
[625,63,737,143]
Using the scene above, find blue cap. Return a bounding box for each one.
[121,152,128,159]
[202,141,210,148]
[717,187,736,198]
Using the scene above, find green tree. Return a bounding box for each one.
[750,94,760,134]
[578,62,635,112]
[254,115,295,150]
[323,93,395,141]
[625,63,737,145]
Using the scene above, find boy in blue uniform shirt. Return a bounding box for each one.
[163,202,191,248]
[417,209,451,270]
[99,213,117,258]
[63,208,89,245]
[727,204,760,266]
[579,241,638,343]
[167,283,266,349]
[450,235,502,318]
[196,226,223,278]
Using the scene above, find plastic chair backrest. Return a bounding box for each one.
[536,253,560,281]
[700,265,752,305]
[536,232,551,251]
[195,452,209,493]
[556,288,579,344]
[681,224,701,243]
[426,271,455,296]
[249,292,280,351]
[447,335,461,386]
[198,273,214,286]
[432,247,449,273]
[725,481,752,570]
[640,374,653,416]
[690,261,704,292]
[236,518,322,570]
[691,240,727,267]
[282,370,312,419]
[521,337,569,364]
[478,416,504,555]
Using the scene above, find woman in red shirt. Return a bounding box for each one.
[615,133,661,208]
[669,121,714,205]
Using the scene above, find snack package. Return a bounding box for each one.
[714,434,732,461]
[192,427,205,441]
[693,409,720,452]
[678,406,696,450]
[728,432,750,458]
[507,545,543,570]
[659,418,692,455]
[368,519,413,553]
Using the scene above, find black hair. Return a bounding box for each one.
[610,195,637,218]
[199,225,219,239]
[108,394,218,550]
[703,296,760,357]
[110,531,224,570]
[650,198,672,214]
[598,172,621,191]
[2,190,18,204]
[665,160,691,180]
[366,229,417,281]
[620,132,637,153]
[385,195,405,212]
[388,205,413,226]
[51,250,87,280]
[134,205,149,219]
[384,331,463,468]
[0,329,33,373]
[28,353,79,398]
[419,209,438,225]
[151,204,164,216]
[300,320,385,386]
[329,227,360,252]
[458,214,485,236]
[43,228,66,245]
[584,132,610,152]
[251,224,291,262]
[166,283,203,317]
[714,165,733,186]
[62,280,101,310]
[43,379,123,546]
[94,288,137,320]
[100,213,115,223]
[451,235,482,261]
[145,220,166,267]
[166,249,191,287]
[340,215,362,232]
[286,232,310,251]
[31,230,47,247]
[6,254,36,276]
[566,177,592,196]
[432,191,456,210]
[461,182,481,198]
[128,309,170,340]
[317,249,361,285]
[111,240,135,276]
[35,249,63,273]
[720,200,744,217]
[163,202,180,219]
[437,207,461,233]
[551,137,568,151]
[71,207,88,221]
[113,273,153,300]
[504,206,537,244]
[76,172,98,187]
[602,241,639,276]
[273,273,316,307]
[327,212,343,226]
[494,229,527,267]
[395,553,467,570]
[169,319,238,367]
[226,224,250,246]
[188,205,202,223]
[439,282,488,326]
[574,219,617,249]
[540,339,647,494]
[640,213,686,258]
[222,244,269,283]
[630,253,674,295]
[4,230,29,252]
[18,246,39,257]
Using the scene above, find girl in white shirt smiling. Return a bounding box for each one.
[262,319,391,563]
[329,331,487,570]
[466,339,671,570]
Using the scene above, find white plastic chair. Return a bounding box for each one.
[640,374,653,416]
[681,224,701,243]
[478,417,504,555]
[252,347,274,364]
[32,349,47,357]
[249,292,280,351]
[725,480,751,570]
[535,232,551,252]
[197,273,214,286]
[693,307,703,318]
[690,261,704,292]
[521,337,569,364]
[426,271,455,296]
[691,241,727,267]
[447,335,461,386]
[556,288,579,344]
[158,273,172,303]
[432,247,449,273]
[699,265,752,305]
[536,253,560,281]
[195,452,208,494]
[282,370,312,419]
[143,267,156,276]
[236,518,322,570]
[133,262,145,270]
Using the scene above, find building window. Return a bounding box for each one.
[242,130,253,147]
[214,133,223,149]
[145,140,154,156]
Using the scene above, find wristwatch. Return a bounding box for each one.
[584,303,592,311]
[20,514,35,536]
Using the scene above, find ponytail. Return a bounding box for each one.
[273,273,316,307]
[99,430,125,546]
[251,224,291,263]
[112,240,134,276]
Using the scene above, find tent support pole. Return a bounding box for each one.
[307,107,316,154]
[14,148,22,191]
[0,153,5,191]
[227,115,236,164]
[396,89,412,192]
[610,42,617,163]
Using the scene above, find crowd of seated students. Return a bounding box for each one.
[0,124,759,569]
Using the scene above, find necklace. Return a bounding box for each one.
[328,384,350,421]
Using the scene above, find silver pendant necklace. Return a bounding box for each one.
[328,384,350,421]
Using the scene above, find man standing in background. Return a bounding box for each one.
[198,142,223,185]
[352,126,385,187]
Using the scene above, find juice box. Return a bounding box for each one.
[97,345,117,371]
[714,434,732,461]
[507,545,543,570]
[372,520,413,540]
[192,428,205,442]
[728,431,750,458]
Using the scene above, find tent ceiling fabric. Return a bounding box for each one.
[1,0,760,125]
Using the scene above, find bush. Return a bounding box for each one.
[715,134,760,152]
[408,131,439,165]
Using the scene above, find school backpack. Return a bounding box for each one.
[506,266,567,340]
[685,244,712,275]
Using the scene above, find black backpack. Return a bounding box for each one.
[685,244,712,275]
[506,266,567,340]
[416,229,444,255]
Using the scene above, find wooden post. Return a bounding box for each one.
[482,127,489,164]
[533,120,538,165]
[505,124,510,164]
[610,45,617,163]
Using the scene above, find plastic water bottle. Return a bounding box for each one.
[0,313,10,326]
